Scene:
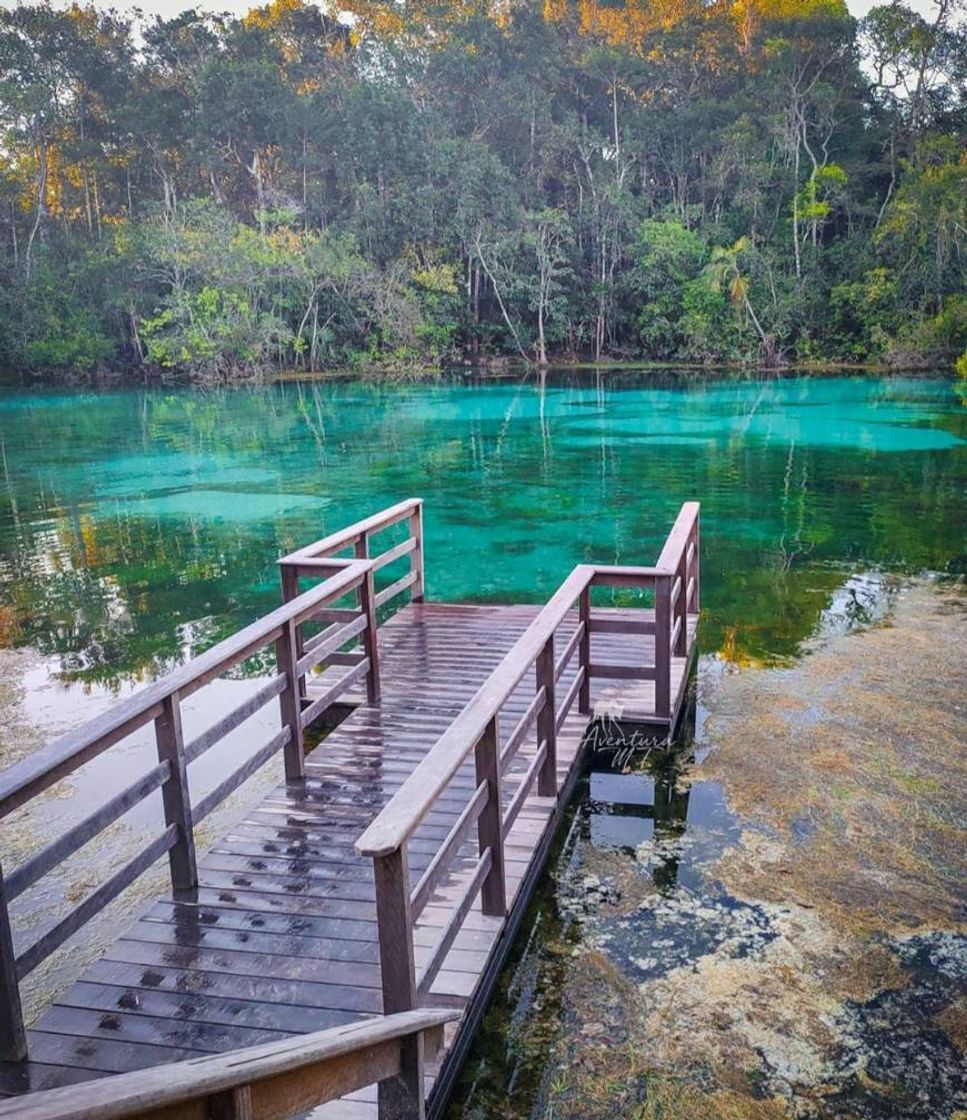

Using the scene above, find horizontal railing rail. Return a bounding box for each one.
[357,564,592,861]
[0,535,393,1062]
[356,503,700,1047]
[0,1008,459,1120]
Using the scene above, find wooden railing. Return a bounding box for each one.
[0,517,416,1063]
[279,496,424,611]
[278,498,424,707]
[355,503,699,1053]
[0,1008,458,1120]
[0,495,697,1117]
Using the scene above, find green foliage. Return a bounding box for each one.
[0,0,963,377]
[830,268,903,359]
[0,262,115,372]
[875,148,967,312]
[679,278,739,363]
[411,261,462,359]
[633,220,706,358]
[795,165,849,227]
[142,287,288,379]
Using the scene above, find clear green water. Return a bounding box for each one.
[0,371,963,688]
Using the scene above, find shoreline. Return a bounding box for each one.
[1,355,958,390]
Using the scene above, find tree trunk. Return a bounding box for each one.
[25,139,49,276]
[791,141,801,281]
[475,233,529,364]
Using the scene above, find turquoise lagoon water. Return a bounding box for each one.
[0,371,963,688]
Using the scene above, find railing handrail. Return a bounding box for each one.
[355,557,684,860]
[0,1008,459,1120]
[0,503,422,1065]
[355,565,596,859]
[281,497,422,564]
[356,506,701,860]
[655,500,700,574]
[0,561,371,819]
[355,501,700,1063]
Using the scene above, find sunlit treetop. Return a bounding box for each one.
[338,0,850,52]
[334,0,513,44]
[544,0,711,39]
[544,0,850,47]
[242,0,350,60]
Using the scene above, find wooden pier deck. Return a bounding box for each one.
[0,500,700,1120]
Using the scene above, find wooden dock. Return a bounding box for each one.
[0,500,700,1120]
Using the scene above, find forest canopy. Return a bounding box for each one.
[0,0,964,378]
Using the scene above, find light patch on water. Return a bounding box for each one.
[97,489,328,522]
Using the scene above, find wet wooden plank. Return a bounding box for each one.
[58,983,363,1036]
[81,957,382,1015]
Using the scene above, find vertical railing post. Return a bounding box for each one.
[673,552,687,658]
[279,562,307,706]
[373,846,423,1119]
[359,567,382,704]
[654,576,672,722]
[354,530,369,612]
[536,635,557,796]
[578,586,591,715]
[409,501,425,603]
[275,618,306,781]
[353,530,382,704]
[154,692,198,894]
[209,1085,254,1120]
[0,863,26,1061]
[691,510,701,614]
[474,717,506,916]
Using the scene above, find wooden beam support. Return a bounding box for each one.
[354,530,369,614]
[275,619,306,781]
[691,511,701,613]
[279,564,307,705]
[409,503,425,603]
[0,863,26,1061]
[654,576,672,721]
[372,847,423,1120]
[360,567,381,705]
[474,717,506,917]
[535,636,557,797]
[578,588,591,715]
[209,1084,254,1120]
[153,692,197,895]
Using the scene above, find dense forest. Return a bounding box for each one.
[0,0,964,379]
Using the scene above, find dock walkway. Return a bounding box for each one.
[0,499,700,1119]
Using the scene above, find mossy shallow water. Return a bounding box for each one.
[447,580,966,1120]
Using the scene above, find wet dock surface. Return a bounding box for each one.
[0,601,691,1117]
